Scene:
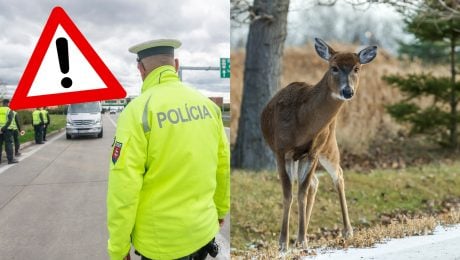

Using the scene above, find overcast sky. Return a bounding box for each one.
[0,0,230,98]
[232,1,410,55]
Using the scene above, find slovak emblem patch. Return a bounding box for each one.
[112,141,122,164]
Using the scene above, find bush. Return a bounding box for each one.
[16,110,32,126]
[48,106,67,115]
[15,107,65,126]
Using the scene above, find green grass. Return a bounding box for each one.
[231,161,460,251]
[19,115,66,143]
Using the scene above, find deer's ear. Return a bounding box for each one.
[315,38,336,61]
[358,46,377,64]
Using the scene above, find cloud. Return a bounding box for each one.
[0,0,230,97]
[231,0,409,55]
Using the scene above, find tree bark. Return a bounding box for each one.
[232,0,290,170]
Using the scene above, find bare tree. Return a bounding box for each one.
[231,0,290,170]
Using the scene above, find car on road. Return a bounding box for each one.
[66,102,103,139]
[109,110,116,115]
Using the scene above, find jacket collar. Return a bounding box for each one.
[141,65,179,93]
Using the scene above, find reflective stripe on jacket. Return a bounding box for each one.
[107,65,230,260]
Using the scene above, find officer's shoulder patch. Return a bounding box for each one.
[112,141,123,164]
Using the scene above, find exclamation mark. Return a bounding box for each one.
[56,37,72,88]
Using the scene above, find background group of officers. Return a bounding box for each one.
[32,106,50,144]
[0,99,50,164]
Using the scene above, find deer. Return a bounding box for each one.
[260,38,377,252]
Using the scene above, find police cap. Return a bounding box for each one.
[129,39,182,61]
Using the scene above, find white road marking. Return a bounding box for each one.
[224,127,230,141]
[0,131,65,175]
[106,115,117,127]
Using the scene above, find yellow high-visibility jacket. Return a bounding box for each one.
[41,109,49,124]
[0,107,9,127]
[8,111,18,130]
[107,65,230,260]
[32,110,43,126]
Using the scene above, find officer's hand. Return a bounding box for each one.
[20,130,25,136]
[218,219,224,227]
[123,253,131,260]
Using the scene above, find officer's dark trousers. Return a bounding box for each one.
[0,130,14,162]
[43,124,48,141]
[138,239,212,260]
[141,254,207,260]
[13,129,20,154]
[34,124,44,144]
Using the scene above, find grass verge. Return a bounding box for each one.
[18,114,66,143]
[231,161,460,257]
[233,211,460,259]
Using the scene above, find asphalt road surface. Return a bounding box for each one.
[0,114,230,259]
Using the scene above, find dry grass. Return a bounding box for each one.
[439,210,460,225]
[230,161,460,257]
[231,44,448,154]
[231,213,460,259]
[231,216,440,259]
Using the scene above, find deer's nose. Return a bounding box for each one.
[342,86,354,99]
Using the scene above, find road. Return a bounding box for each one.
[0,114,230,259]
[311,224,460,260]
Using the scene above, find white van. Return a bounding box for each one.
[66,102,103,139]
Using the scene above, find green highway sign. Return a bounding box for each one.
[220,58,230,78]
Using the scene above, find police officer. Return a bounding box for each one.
[107,39,230,260]
[40,106,50,141]
[32,107,44,144]
[8,108,25,156]
[0,99,19,164]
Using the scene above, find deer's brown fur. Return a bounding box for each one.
[260,38,377,251]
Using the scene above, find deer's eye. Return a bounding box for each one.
[331,66,339,73]
[354,67,360,73]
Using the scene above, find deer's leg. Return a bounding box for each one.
[277,154,293,252]
[319,155,353,238]
[296,156,318,249]
[337,166,353,238]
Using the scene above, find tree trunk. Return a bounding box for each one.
[449,31,457,149]
[231,0,290,170]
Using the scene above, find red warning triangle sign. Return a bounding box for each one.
[10,6,126,110]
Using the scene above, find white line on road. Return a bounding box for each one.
[0,131,65,175]
[106,115,117,127]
